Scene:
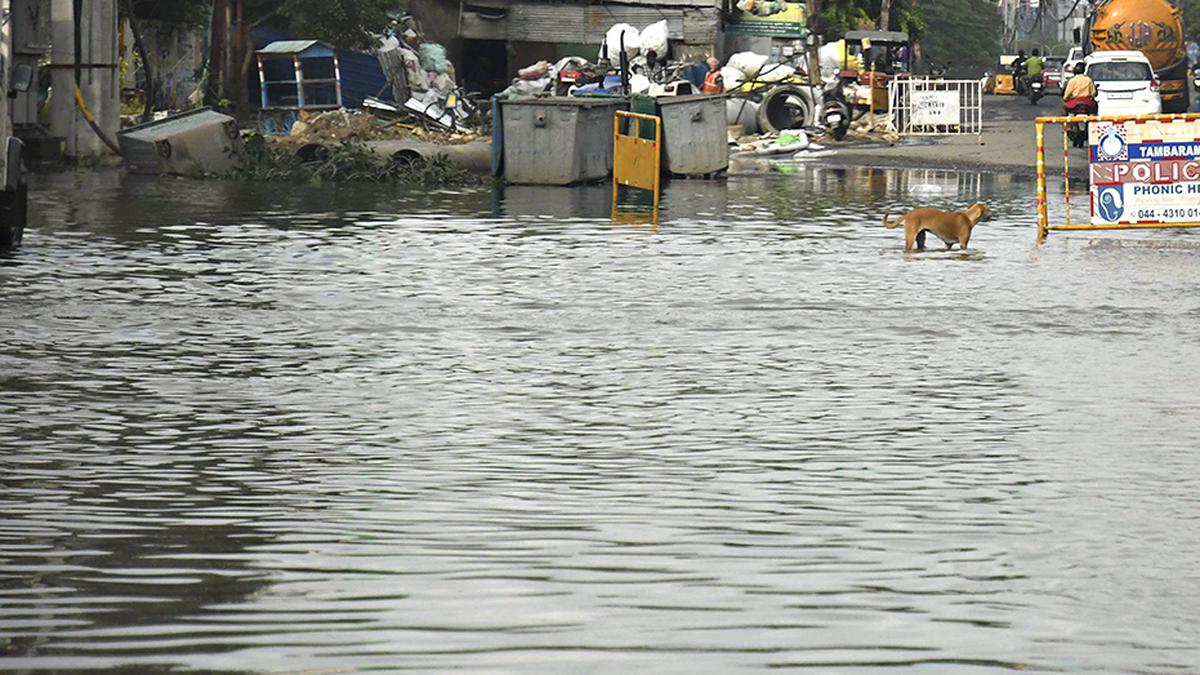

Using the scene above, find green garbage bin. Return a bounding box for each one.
[630,94,659,140]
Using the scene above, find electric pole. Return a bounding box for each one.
[50,0,120,156]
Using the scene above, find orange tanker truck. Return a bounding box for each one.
[1084,0,1190,113]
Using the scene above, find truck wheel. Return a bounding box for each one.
[0,182,28,251]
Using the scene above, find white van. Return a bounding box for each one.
[1084,50,1162,117]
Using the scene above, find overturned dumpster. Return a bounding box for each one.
[118,108,243,176]
[498,97,627,185]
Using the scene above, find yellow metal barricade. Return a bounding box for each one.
[612,111,661,224]
[1036,112,1200,241]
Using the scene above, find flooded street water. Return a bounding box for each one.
[3,167,1200,673]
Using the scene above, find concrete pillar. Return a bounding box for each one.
[11,0,51,128]
[50,0,119,156]
[0,0,14,143]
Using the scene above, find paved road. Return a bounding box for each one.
[830,92,1081,177]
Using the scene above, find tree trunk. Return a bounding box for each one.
[879,0,892,31]
[231,0,252,120]
[234,30,256,121]
[206,0,227,105]
[806,0,823,86]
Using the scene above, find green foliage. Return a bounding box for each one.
[129,0,210,25]
[919,0,1002,73]
[130,0,392,50]
[233,135,480,186]
[820,1,872,37]
[245,0,393,50]
[819,0,925,39]
[1179,0,1200,40]
[891,3,926,37]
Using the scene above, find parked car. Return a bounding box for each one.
[1084,50,1162,117]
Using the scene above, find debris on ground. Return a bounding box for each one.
[376,24,479,132]
[844,114,901,144]
[278,108,484,147]
[235,134,480,186]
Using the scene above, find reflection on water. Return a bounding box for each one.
[2,167,1199,672]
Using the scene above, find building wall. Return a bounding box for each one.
[457,2,720,46]
[121,19,205,111]
[404,0,463,68]
[407,0,725,95]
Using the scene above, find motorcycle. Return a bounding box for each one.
[1064,97,1096,148]
[1028,75,1045,104]
[820,80,852,141]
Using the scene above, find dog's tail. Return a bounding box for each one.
[882,213,903,229]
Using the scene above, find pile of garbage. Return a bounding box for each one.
[281,109,483,146]
[498,20,678,99]
[377,24,477,132]
[843,114,901,144]
[496,19,826,142]
[730,129,831,157]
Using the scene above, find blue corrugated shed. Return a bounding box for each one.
[251,27,390,109]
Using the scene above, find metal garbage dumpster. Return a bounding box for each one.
[499,97,627,185]
[118,108,243,176]
[653,94,728,177]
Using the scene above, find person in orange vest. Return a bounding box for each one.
[702,57,724,94]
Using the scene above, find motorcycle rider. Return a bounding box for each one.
[1025,49,1044,88]
[1062,62,1097,148]
[1011,50,1027,94]
[1011,50,1027,75]
[1061,62,1097,115]
[1065,62,1099,113]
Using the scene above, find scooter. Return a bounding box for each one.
[820,80,852,141]
[1064,98,1095,148]
[1028,75,1045,104]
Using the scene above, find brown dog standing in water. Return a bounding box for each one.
[882,203,991,252]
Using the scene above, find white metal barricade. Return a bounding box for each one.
[888,78,983,137]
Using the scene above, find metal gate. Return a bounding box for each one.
[889,78,983,137]
[612,111,662,225]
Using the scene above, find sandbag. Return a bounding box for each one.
[819,40,861,80]
[640,20,669,56]
[499,77,551,99]
[726,98,760,135]
[756,63,796,83]
[719,66,745,92]
[726,51,770,78]
[419,43,450,74]
[600,23,640,60]
[518,61,551,80]
[553,56,589,74]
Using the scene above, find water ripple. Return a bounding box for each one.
[2,169,1199,672]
